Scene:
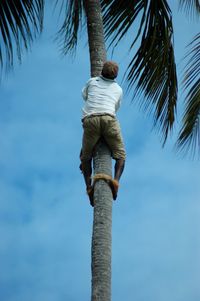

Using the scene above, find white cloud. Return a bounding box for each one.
[0,2,200,301]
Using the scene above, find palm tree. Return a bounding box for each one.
[83,1,113,300]
[0,1,199,153]
[0,1,200,301]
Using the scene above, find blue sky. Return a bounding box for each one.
[0,2,200,301]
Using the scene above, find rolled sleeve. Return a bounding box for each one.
[115,90,123,112]
[82,78,95,101]
[82,86,88,101]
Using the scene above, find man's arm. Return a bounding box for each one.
[82,85,88,101]
[115,89,123,112]
[82,78,94,101]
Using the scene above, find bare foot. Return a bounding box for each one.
[109,179,119,200]
[87,186,94,207]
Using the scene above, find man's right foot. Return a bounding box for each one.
[109,179,119,200]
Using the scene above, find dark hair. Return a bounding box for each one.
[101,61,119,79]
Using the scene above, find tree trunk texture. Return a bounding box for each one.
[84,0,106,76]
[84,1,113,301]
[92,141,113,301]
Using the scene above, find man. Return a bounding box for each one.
[80,61,126,206]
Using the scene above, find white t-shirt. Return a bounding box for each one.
[82,76,123,118]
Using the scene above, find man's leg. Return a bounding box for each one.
[109,159,125,200]
[81,159,92,188]
[114,159,125,182]
[81,116,100,206]
[102,116,126,200]
[81,159,94,206]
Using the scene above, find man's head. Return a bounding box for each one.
[101,61,119,80]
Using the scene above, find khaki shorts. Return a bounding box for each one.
[81,114,126,160]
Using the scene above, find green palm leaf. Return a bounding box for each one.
[0,0,44,70]
[102,0,178,143]
[56,0,84,54]
[179,0,200,17]
[177,33,200,156]
[102,0,148,47]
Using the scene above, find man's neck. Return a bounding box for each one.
[100,75,115,82]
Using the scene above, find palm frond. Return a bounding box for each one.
[55,0,84,54]
[101,0,148,47]
[179,0,200,18]
[0,0,44,70]
[102,0,178,143]
[177,33,200,157]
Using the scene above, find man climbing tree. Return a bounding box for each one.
[80,61,126,206]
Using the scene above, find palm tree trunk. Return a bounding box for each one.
[84,0,106,76]
[84,1,113,301]
[91,141,113,301]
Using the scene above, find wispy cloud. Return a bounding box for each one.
[0,2,200,301]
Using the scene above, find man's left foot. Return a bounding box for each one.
[87,186,94,207]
